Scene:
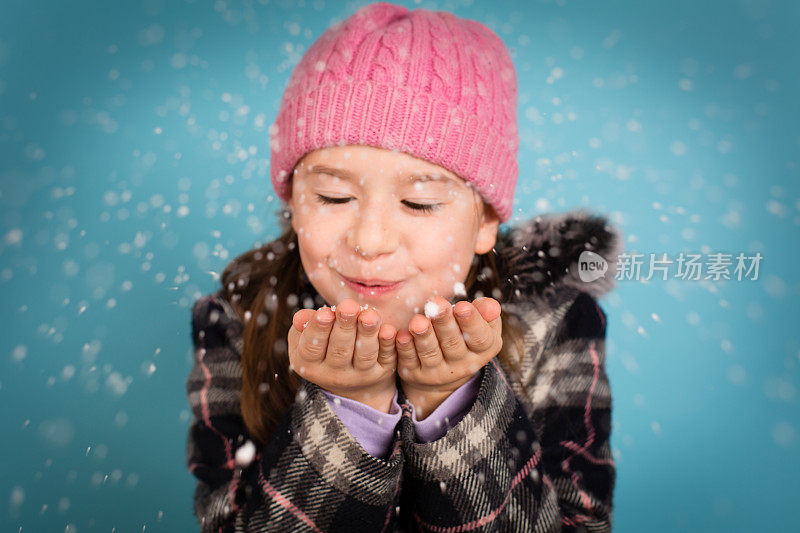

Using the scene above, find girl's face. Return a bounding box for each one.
[288,145,500,331]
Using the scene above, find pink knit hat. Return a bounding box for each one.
[269,2,518,222]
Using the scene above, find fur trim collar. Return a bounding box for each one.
[500,209,624,301]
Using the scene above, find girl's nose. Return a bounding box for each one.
[345,204,399,258]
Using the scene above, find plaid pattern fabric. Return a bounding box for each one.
[186,291,248,532]
[187,293,406,532]
[400,289,614,532]
[235,381,406,531]
[186,210,621,532]
[396,359,562,532]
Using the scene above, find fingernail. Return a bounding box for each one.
[456,308,472,319]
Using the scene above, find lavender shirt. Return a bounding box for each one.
[321,371,483,459]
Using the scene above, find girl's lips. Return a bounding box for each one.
[342,275,404,296]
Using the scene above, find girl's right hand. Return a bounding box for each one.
[288,298,399,413]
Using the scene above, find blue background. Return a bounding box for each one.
[1,0,798,531]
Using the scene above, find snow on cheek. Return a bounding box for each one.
[453,282,466,297]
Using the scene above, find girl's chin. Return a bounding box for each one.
[359,307,409,332]
[363,307,403,326]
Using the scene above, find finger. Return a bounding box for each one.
[377,323,398,370]
[296,307,335,364]
[353,308,381,371]
[472,297,502,323]
[454,301,498,354]
[473,297,503,338]
[395,329,418,379]
[427,297,468,362]
[288,315,301,365]
[325,298,359,368]
[288,309,314,373]
[409,314,444,368]
[292,308,317,332]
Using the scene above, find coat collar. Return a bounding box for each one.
[500,209,624,302]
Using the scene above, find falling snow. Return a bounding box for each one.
[453,282,467,297]
[0,2,794,531]
[235,440,257,467]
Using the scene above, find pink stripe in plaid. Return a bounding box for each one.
[258,471,323,532]
[412,445,544,532]
[558,340,613,523]
[196,329,239,514]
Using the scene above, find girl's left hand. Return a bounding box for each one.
[395,296,503,419]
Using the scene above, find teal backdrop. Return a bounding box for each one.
[1,0,798,531]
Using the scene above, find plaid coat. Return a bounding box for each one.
[186,209,623,532]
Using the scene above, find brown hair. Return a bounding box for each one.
[220,203,529,447]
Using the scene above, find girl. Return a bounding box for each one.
[186,3,622,532]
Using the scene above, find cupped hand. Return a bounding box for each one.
[288,298,399,412]
[395,296,503,419]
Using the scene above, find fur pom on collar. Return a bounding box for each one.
[500,209,624,302]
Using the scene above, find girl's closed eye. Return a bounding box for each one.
[314,194,441,214]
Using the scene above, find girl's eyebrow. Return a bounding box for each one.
[308,165,356,181]
[408,172,458,187]
[308,164,458,187]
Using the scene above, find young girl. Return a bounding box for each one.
[186,3,622,531]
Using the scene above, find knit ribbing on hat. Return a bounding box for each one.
[269,2,518,222]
